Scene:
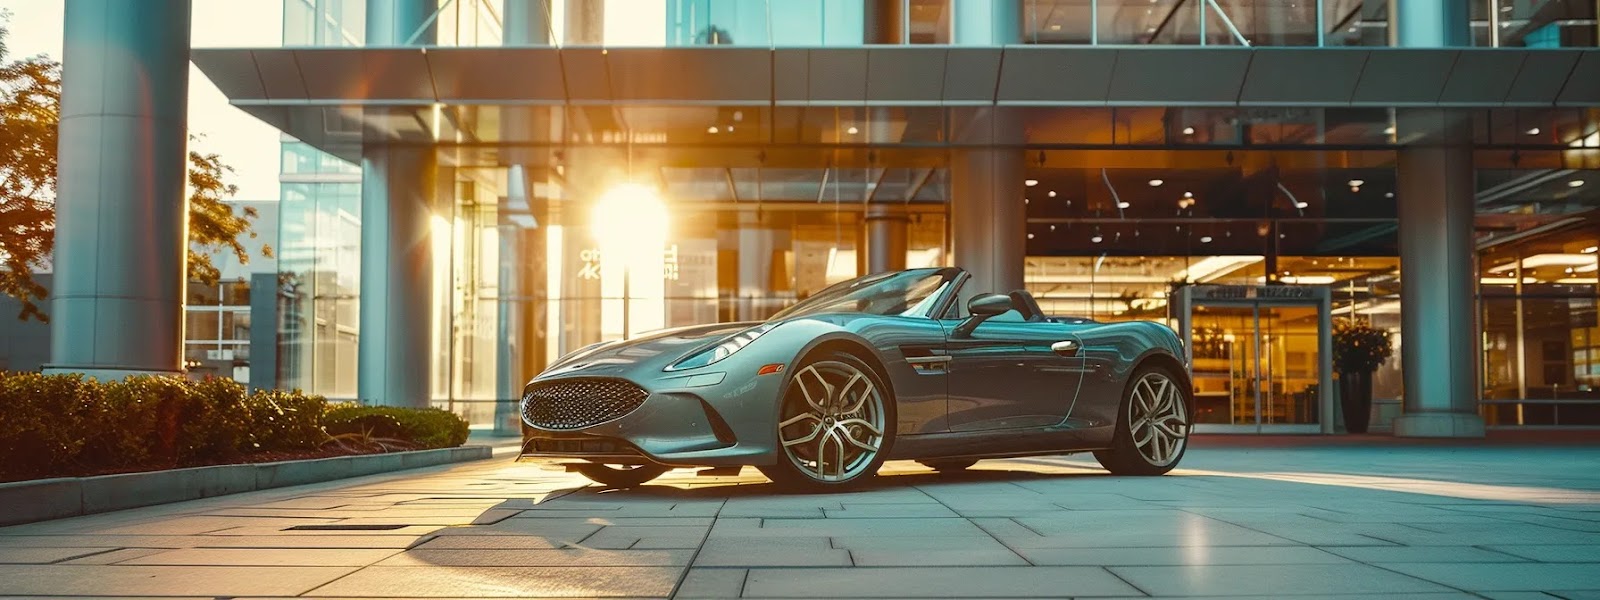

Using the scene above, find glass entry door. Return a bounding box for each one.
[1176,286,1334,434]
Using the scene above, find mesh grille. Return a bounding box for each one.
[521,378,649,430]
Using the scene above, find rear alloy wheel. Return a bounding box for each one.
[918,459,978,472]
[572,463,669,488]
[759,351,894,490]
[1094,365,1191,476]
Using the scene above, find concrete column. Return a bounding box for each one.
[566,0,605,45]
[47,0,192,378]
[503,0,553,45]
[1393,111,1485,437]
[357,147,436,408]
[952,0,1021,45]
[864,0,904,44]
[358,1,438,407]
[1388,0,1470,47]
[949,0,1024,299]
[365,0,436,45]
[864,205,908,275]
[1387,1,1483,437]
[951,144,1026,298]
[737,212,775,321]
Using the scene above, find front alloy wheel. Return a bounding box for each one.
[1094,365,1190,476]
[759,352,894,489]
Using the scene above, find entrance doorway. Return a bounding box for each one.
[1175,286,1334,434]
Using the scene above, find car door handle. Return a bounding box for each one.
[1051,340,1080,357]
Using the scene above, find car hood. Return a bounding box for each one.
[535,321,765,380]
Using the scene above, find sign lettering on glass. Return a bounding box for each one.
[663,244,680,281]
[1194,286,1318,300]
[578,248,603,280]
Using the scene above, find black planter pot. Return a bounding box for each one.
[1339,370,1373,434]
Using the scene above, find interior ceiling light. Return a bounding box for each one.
[1027,233,1035,240]
[1182,191,1193,198]
[1118,201,1131,209]
[1047,190,1057,198]
[1570,180,1586,188]
[1025,179,1039,187]
[1348,179,1365,187]
[1200,236,1213,243]
[1295,201,1309,209]
[1148,179,1165,187]
[1385,192,1395,198]
[1583,246,1598,254]
[1182,126,1195,135]
[846,126,859,135]
[707,126,719,134]
[1092,234,1104,243]
[1527,127,1541,135]
[1488,253,1600,272]
[1383,126,1396,135]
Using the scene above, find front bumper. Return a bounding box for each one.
[518,369,786,468]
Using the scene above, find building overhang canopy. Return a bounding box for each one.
[196,45,1600,108]
[193,46,1600,163]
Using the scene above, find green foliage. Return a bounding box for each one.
[0,373,470,482]
[0,21,271,321]
[1333,318,1394,374]
[324,404,471,450]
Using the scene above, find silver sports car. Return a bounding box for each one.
[519,267,1192,489]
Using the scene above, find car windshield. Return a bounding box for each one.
[770,269,953,320]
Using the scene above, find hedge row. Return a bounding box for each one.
[0,372,469,482]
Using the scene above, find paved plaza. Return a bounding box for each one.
[1,437,1598,599]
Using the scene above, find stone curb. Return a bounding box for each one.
[0,445,492,527]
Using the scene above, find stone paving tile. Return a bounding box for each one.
[0,534,430,549]
[0,547,118,564]
[674,568,747,598]
[1482,544,1600,562]
[822,503,960,518]
[54,548,170,565]
[375,548,692,567]
[691,537,847,567]
[1018,545,1352,566]
[829,535,1016,552]
[1319,545,1532,563]
[1109,563,1457,596]
[0,565,359,596]
[714,517,988,538]
[1378,562,1600,592]
[116,548,402,566]
[849,547,1028,566]
[304,565,684,597]
[741,566,1140,598]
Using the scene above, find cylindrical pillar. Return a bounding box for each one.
[48,0,193,378]
[864,0,904,44]
[358,1,438,407]
[865,205,909,275]
[1393,111,1485,437]
[953,0,1021,45]
[366,0,436,45]
[566,0,605,45]
[1388,0,1471,47]
[949,0,1024,300]
[1388,1,1483,437]
[503,0,553,46]
[951,146,1026,298]
[358,147,437,408]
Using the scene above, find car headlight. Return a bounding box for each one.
[666,323,777,371]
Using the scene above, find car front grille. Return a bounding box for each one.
[521,378,649,430]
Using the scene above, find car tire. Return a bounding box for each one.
[919,459,978,472]
[759,351,896,491]
[572,463,669,488]
[1094,363,1192,476]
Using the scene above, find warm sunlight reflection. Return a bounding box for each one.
[593,183,669,339]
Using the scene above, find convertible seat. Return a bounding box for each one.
[1008,290,1048,323]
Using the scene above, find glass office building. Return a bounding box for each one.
[49,0,1600,436]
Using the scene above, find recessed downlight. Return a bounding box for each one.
[1149,179,1164,187]
[1025,179,1039,187]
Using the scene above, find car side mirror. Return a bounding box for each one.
[953,293,1014,338]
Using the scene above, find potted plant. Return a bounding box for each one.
[1332,318,1393,434]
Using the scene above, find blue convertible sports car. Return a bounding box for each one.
[519,267,1193,490]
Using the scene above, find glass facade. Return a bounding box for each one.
[244,0,1600,431]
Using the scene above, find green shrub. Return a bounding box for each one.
[0,372,100,480]
[324,404,470,450]
[245,389,328,451]
[0,372,470,482]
